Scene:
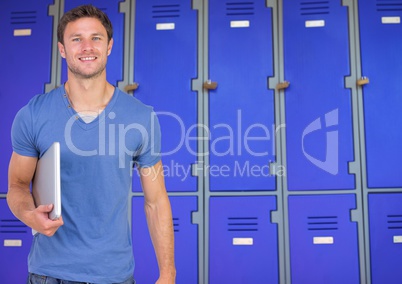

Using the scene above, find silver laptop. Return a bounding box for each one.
[32,142,61,221]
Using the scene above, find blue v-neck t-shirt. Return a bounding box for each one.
[11,85,161,283]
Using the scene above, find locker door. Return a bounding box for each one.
[209,196,279,284]
[132,0,198,192]
[283,1,355,190]
[288,195,360,284]
[208,0,276,191]
[0,198,32,283]
[132,196,198,284]
[358,1,402,188]
[0,0,53,193]
[61,0,124,87]
[368,193,402,283]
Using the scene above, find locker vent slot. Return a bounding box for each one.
[0,219,28,234]
[173,217,179,232]
[10,11,37,25]
[307,216,338,231]
[228,217,258,231]
[300,1,330,16]
[152,4,180,18]
[376,1,402,11]
[387,215,402,229]
[226,2,255,16]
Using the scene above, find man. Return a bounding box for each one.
[7,5,176,284]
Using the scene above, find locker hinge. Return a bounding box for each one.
[268,77,277,90]
[192,0,202,10]
[350,209,360,223]
[191,162,204,177]
[341,0,353,7]
[348,160,359,176]
[268,77,290,91]
[271,210,281,224]
[269,162,285,177]
[266,0,277,8]
[344,75,354,89]
[192,210,202,225]
[191,78,202,92]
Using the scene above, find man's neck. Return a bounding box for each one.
[65,75,114,113]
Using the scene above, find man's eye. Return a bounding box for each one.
[72,38,80,42]
[93,37,101,41]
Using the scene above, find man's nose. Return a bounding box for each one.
[81,39,94,52]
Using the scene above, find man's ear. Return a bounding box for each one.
[58,42,66,58]
[107,38,113,56]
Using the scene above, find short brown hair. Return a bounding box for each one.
[57,4,113,45]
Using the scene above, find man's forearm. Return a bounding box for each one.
[145,195,176,281]
[7,152,37,224]
[7,185,36,225]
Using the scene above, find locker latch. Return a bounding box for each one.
[203,80,218,90]
[276,81,290,90]
[125,83,139,93]
[357,77,369,86]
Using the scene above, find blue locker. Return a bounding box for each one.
[283,0,355,190]
[358,1,402,188]
[208,0,276,191]
[132,0,198,192]
[209,196,279,284]
[288,195,360,284]
[0,0,53,193]
[132,196,198,284]
[61,0,124,87]
[368,193,402,283]
[0,198,32,283]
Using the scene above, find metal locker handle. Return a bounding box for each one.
[276,81,290,90]
[125,83,139,93]
[357,77,369,86]
[203,80,218,90]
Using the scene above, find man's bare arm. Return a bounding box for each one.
[7,152,63,236]
[140,160,176,283]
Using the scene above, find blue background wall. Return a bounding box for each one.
[1,0,401,283]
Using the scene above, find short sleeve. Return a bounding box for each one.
[134,111,161,168]
[11,105,38,157]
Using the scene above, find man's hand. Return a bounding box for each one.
[29,204,64,236]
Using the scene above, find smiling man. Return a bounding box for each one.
[7,5,176,284]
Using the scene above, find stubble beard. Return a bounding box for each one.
[68,63,106,80]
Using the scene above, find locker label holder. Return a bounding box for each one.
[230,20,250,28]
[393,235,402,243]
[233,238,253,246]
[382,17,400,24]
[305,20,325,28]
[4,239,22,247]
[14,29,32,37]
[313,236,334,245]
[156,23,175,30]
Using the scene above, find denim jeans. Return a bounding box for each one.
[27,273,135,284]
